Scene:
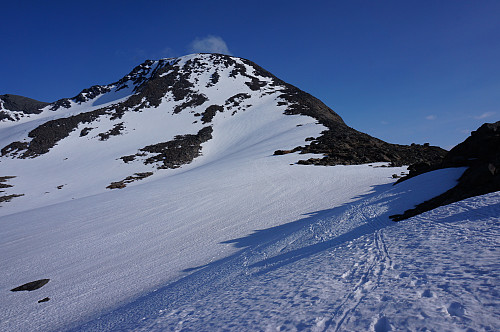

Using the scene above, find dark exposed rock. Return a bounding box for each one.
[239,58,278,82]
[442,122,500,168]
[229,61,247,78]
[49,98,72,111]
[0,176,15,188]
[121,127,213,169]
[0,180,13,190]
[278,124,446,167]
[4,108,109,158]
[98,123,125,141]
[201,105,224,124]
[207,71,220,87]
[80,127,93,137]
[245,77,267,91]
[0,176,23,204]
[280,85,345,126]
[140,126,213,169]
[0,94,49,120]
[0,193,24,203]
[38,297,50,303]
[0,59,190,157]
[49,59,158,112]
[73,85,112,103]
[117,60,156,91]
[173,93,208,114]
[253,66,447,167]
[11,279,50,292]
[1,141,29,157]
[225,93,251,109]
[391,121,500,221]
[213,56,446,167]
[107,172,153,189]
[274,148,301,156]
[120,155,136,163]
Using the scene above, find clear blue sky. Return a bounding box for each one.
[1,0,499,149]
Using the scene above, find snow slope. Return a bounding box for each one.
[2,159,485,331]
[80,181,500,332]
[0,54,332,216]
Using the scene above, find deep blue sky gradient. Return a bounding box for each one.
[1,0,499,149]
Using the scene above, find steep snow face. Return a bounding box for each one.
[0,54,331,215]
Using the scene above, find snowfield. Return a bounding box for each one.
[1,54,498,331]
[3,159,498,331]
[125,191,500,332]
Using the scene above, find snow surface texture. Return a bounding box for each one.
[3,159,498,331]
[80,188,500,332]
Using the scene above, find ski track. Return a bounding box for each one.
[75,190,500,332]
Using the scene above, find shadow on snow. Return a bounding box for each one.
[70,180,412,331]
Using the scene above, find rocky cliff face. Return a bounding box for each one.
[391,121,500,221]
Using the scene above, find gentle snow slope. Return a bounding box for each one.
[82,183,499,332]
[1,159,473,331]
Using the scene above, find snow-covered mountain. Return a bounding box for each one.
[0,53,446,214]
[1,54,498,331]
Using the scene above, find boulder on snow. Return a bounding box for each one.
[10,279,50,292]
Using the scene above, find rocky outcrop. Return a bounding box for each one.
[10,279,50,292]
[200,105,224,124]
[391,121,500,221]
[0,176,23,204]
[120,127,213,169]
[98,122,125,141]
[0,94,49,121]
[285,125,445,167]
[2,108,108,158]
[106,172,154,189]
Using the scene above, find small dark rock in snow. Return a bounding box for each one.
[10,279,50,292]
[38,297,50,303]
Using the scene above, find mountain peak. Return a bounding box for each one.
[0,54,445,210]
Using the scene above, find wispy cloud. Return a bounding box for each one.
[380,120,389,125]
[474,111,496,119]
[425,115,436,120]
[189,35,231,55]
[158,47,176,58]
